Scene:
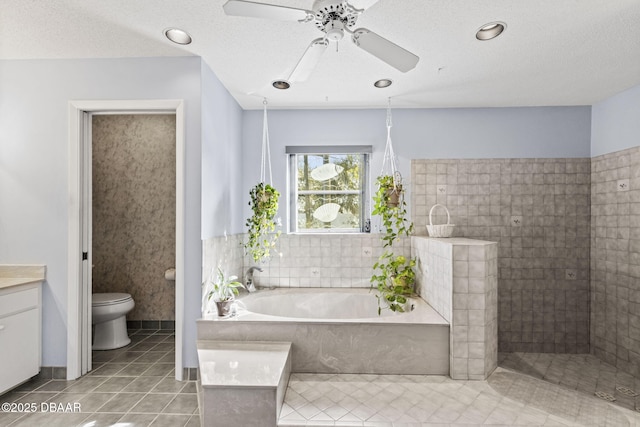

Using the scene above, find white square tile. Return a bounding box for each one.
[468,294,486,310]
[468,245,486,261]
[468,261,486,278]
[453,261,469,277]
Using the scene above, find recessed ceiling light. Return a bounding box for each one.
[476,22,506,41]
[374,79,393,88]
[164,28,192,45]
[272,80,291,90]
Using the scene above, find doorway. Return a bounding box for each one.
[67,100,185,381]
[92,114,176,330]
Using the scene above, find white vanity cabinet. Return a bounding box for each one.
[0,282,42,394]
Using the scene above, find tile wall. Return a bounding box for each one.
[202,233,245,286]
[413,238,452,322]
[413,237,498,380]
[591,146,640,377]
[412,159,591,353]
[204,234,411,290]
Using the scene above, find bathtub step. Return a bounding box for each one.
[197,340,292,427]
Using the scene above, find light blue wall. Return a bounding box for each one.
[201,62,244,239]
[241,106,592,223]
[0,57,203,367]
[591,84,640,156]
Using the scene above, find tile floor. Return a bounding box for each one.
[279,355,640,427]
[5,336,640,427]
[0,329,199,427]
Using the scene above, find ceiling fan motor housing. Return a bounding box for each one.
[312,0,358,41]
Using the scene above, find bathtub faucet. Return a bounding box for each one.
[245,267,263,293]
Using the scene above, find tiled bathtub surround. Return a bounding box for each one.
[591,146,640,378]
[412,159,591,354]
[254,234,411,288]
[197,288,449,375]
[413,237,498,380]
[203,233,411,289]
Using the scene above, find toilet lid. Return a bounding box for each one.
[93,293,132,306]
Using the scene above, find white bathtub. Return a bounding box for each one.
[239,288,415,320]
[197,288,449,375]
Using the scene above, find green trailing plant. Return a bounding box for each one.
[245,182,281,263]
[371,174,416,314]
[372,175,413,248]
[371,253,416,314]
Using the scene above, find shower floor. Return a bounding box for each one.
[278,352,640,426]
[499,352,640,413]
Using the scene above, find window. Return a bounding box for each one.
[287,146,371,233]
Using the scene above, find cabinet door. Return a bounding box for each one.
[0,309,39,394]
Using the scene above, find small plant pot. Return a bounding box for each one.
[400,297,416,313]
[385,185,403,207]
[258,189,272,204]
[215,300,234,317]
[382,295,416,313]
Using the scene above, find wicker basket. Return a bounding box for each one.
[426,204,455,238]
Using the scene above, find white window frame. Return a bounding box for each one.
[286,145,371,234]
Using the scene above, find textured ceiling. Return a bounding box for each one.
[2,0,640,109]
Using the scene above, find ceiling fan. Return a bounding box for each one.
[222,0,420,82]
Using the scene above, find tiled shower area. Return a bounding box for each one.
[409,148,640,414]
[412,157,591,355]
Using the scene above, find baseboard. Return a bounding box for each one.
[37,367,67,380]
[127,320,175,330]
[183,367,198,381]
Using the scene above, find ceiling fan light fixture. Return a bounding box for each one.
[374,79,393,88]
[272,80,291,90]
[164,28,192,45]
[324,19,345,42]
[476,22,506,41]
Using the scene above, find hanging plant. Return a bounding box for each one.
[371,175,415,313]
[372,174,413,248]
[244,98,281,263]
[370,99,416,314]
[245,182,281,263]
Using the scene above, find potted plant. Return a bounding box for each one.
[371,173,416,314]
[245,182,281,263]
[202,267,244,317]
[376,174,402,207]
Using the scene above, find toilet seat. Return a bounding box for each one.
[93,293,132,307]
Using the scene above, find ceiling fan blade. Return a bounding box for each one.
[351,28,419,72]
[288,38,329,82]
[223,0,312,21]
[348,0,379,11]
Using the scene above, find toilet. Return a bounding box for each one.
[92,293,135,350]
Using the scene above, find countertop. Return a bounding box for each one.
[0,265,46,290]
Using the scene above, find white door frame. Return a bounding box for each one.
[67,99,185,381]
